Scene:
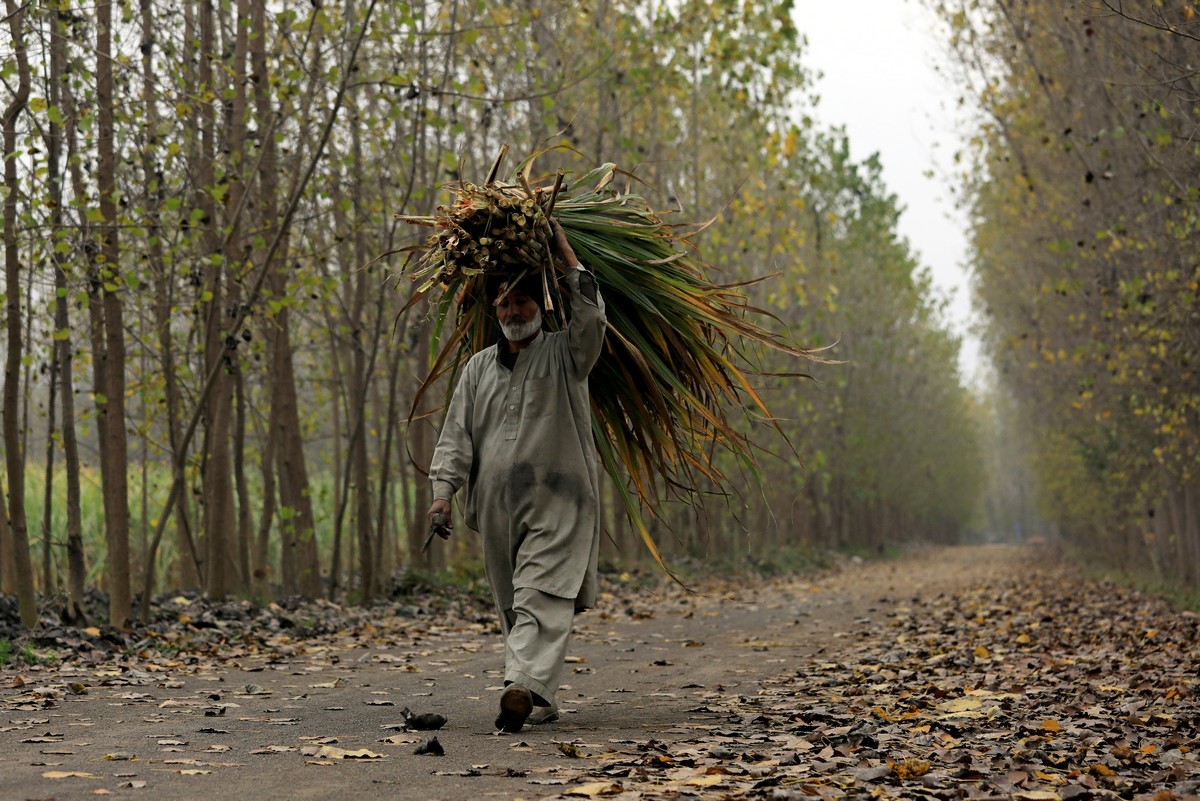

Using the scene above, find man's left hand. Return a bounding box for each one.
[549,218,580,268]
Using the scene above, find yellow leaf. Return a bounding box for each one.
[937,696,983,713]
[1015,633,1032,644]
[178,769,212,775]
[974,645,991,659]
[891,758,931,779]
[1041,719,1063,732]
[314,745,384,759]
[688,775,724,787]
[566,781,622,796]
[43,771,100,779]
[84,626,102,637]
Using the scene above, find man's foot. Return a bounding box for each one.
[495,685,533,733]
[528,702,559,725]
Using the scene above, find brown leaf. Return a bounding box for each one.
[556,742,584,758]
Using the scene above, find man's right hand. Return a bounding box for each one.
[427,499,453,538]
[549,218,580,268]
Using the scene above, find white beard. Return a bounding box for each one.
[500,308,542,342]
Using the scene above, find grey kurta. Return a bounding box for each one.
[429,268,606,613]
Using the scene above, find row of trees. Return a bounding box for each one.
[0,0,981,628]
[927,0,1199,585]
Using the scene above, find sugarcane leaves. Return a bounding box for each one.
[396,147,823,571]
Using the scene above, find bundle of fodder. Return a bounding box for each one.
[397,148,821,569]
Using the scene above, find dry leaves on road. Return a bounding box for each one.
[2,549,1198,801]
[531,561,1199,801]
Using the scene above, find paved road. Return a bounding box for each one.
[0,545,1028,801]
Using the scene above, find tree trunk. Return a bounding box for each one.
[272,317,322,597]
[248,0,283,599]
[95,0,133,626]
[0,483,10,596]
[233,369,254,593]
[408,327,434,568]
[253,399,278,601]
[2,0,38,628]
[195,0,237,601]
[375,345,403,583]
[41,355,58,596]
[222,0,254,596]
[49,4,90,622]
[142,0,200,592]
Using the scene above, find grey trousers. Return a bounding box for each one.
[500,587,574,706]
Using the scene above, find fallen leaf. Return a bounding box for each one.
[303,745,385,760]
[42,771,100,779]
[413,737,444,756]
[566,781,622,796]
[556,742,583,758]
[891,758,931,779]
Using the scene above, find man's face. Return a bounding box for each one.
[496,288,542,342]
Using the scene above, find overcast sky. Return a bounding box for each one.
[791,0,983,384]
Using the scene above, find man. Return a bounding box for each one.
[426,219,606,732]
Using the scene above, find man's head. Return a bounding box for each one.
[488,274,543,344]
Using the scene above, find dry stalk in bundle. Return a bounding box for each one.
[395,147,565,313]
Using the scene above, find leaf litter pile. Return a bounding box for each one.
[1,547,1198,800]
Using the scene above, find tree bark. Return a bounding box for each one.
[140,0,200,593]
[2,0,38,628]
[88,0,134,626]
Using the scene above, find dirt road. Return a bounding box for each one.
[2,544,1197,801]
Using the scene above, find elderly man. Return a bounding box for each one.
[426,219,607,732]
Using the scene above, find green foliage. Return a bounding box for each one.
[928,0,1200,587]
[3,0,980,606]
[0,640,53,668]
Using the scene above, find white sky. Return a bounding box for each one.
[792,0,983,385]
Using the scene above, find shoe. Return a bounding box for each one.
[528,702,559,725]
[495,685,533,733]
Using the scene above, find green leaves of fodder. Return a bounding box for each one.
[396,150,828,570]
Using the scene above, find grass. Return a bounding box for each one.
[0,638,55,668]
[20,461,425,601]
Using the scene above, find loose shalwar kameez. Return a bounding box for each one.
[428,267,606,707]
